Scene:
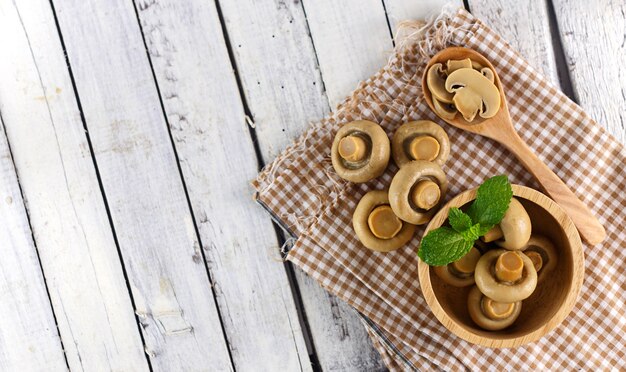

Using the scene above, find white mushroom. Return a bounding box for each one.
[445,68,501,122]
[426,63,454,103]
[523,235,558,283]
[434,247,481,287]
[481,198,532,250]
[474,249,538,303]
[467,286,522,331]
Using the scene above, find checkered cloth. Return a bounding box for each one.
[253,8,625,371]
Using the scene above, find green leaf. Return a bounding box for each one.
[477,223,494,236]
[418,227,475,266]
[448,207,473,232]
[460,223,482,242]
[466,175,513,226]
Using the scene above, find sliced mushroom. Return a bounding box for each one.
[391,121,450,168]
[467,286,522,331]
[481,198,532,250]
[434,247,481,287]
[445,68,501,122]
[331,120,390,183]
[432,97,457,120]
[471,60,484,70]
[480,67,495,83]
[427,63,454,103]
[522,235,558,283]
[388,160,447,225]
[474,249,537,303]
[353,190,416,252]
[446,58,472,73]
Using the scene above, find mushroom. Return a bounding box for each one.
[474,249,537,302]
[432,97,457,120]
[522,235,558,283]
[471,60,484,70]
[434,247,481,287]
[388,160,447,225]
[446,58,472,73]
[427,63,454,103]
[467,286,522,331]
[331,120,390,183]
[445,68,501,122]
[391,121,450,168]
[480,67,495,83]
[481,198,532,250]
[353,190,416,252]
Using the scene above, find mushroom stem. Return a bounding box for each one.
[409,135,440,162]
[525,251,543,272]
[481,297,516,320]
[482,225,504,242]
[367,205,403,240]
[495,251,524,282]
[338,135,367,162]
[451,247,481,274]
[411,180,441,210]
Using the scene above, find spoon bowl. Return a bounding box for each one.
[422,47,605,245]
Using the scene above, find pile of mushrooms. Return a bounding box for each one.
[426,58,501,122]
[434,197,559,331]
[331,119,451,252]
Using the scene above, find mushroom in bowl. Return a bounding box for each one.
[474,250,538,303]
[467,286,522,331]
[434,247,481,287]
[481,197,532,250]
[523,235,558,284]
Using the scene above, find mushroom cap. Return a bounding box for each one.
[522,234,558,283]
[426,63,454,103]
[388,160,448,225]
[496,198,532,250]
[475,249,538,303]
[331,120,390,183]
[467,286,522,331]
[434,246,481,287]
[353,190,416,252]
[445,68,501,121]
[391,121,450,168]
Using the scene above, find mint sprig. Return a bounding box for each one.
[418,175,513,266]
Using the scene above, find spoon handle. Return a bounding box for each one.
[502,132,606,245]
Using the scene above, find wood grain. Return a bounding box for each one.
[302,0,393,108]
[51,0,233,369]
[220,0,386,369]
[552,0,626,143]
[134,0,311,370]
[383,0,459,32]
[0,0,149,369]
[418,185,584,348]
[468,0,559,85]
[0,119,66,370]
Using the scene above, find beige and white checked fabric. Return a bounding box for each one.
[253,8,625,371]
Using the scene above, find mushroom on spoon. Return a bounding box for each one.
[422,47,605,245]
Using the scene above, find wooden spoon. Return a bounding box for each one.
[422,47,605,245]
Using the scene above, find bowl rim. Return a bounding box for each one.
[417,184,584,348]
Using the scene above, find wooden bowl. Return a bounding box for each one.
[417,185,584,348]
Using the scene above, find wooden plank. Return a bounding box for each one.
[383,0,458,32]
[0,120,66,370]
[50,0,234,369]
[134,0,311,370]
[551,0,626,142]
[218,1,386,370]
[0,1,149,370]
[302,0,393,108]
[468,0,559,85]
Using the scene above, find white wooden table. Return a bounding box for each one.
[0,0,623,370]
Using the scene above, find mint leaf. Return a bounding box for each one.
[477,224,494,236]
[448,207,473,232]
[460,223,483,242]
[418,227,474,266]
[466,175,513,227]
